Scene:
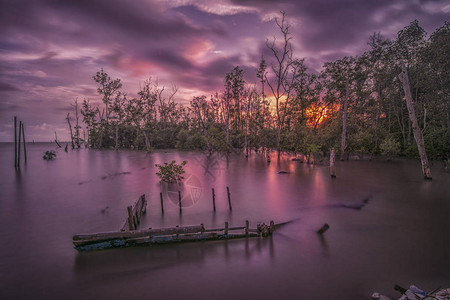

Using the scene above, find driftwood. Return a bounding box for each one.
[73,221,277,251]
[73,225,204,245]
[317,223,330,234]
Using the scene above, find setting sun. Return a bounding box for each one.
[305,103,337,128]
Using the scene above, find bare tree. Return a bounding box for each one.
[265,11,294,157]
[398,61,432,179]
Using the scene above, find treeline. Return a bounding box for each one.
[71,16,449,161]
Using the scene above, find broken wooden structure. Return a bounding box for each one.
[121,194,147,231]
[73,220,276,252]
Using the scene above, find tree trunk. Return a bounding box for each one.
[330,148,336,178]
[277,119,281,159]
[340,77,349,161]
[66,113,75,149]
[143,130,150,152]
[398,62,432,180]
[245,97,250,158]
[226,109,230,152]
[74,99,81,148]
[115,122,119,151]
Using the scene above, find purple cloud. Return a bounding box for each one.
[0,0,448,141]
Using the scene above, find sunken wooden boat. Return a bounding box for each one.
[73,221,276,251]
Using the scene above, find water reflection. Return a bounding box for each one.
[74,236,275,277]
[1,143,450,300]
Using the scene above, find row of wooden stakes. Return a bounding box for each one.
[159,186,233,215]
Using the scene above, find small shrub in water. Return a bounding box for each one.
[43,150,56,160]
[155,160,187,183]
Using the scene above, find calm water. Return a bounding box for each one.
[0,143,449,300]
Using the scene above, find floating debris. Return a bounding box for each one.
[372,285,450,300]
[277,171,289,174]
[100,171,131,180]
[43,150,56,160]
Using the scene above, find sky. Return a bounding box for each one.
[0,0,449,142]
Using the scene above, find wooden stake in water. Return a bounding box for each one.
[14,116,17,168]
[245,220,249,236]
[227,186,232,211]
[17,121,22,168]
[212,188,216,212]
[21,122,27,164]
[160,192,164,215]
[330,148,336,178]
[224,221,229,235]
[178,191,182,214]
[127,206,135,230]
[317,223,330,235]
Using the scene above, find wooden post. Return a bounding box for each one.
[330,148,336,178]
[141,194,146,214]
[18,121,22,168]
[227,186,232,211]
[245,220,249,236]
[398,61,432,180]
[178,191,182,214]
[134,209,139,225]
[317,223,330,235]
[212,188,216,212]
[127,206,134,230]
[160,192,164,214]
[21,122,27,164]
[14,116,17,168]
[133,215,138,229]
[224,221,229,235]
[269,220,275,233]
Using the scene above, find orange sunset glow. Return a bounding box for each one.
[305,103,337,128]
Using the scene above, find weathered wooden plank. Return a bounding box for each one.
[121,194,147,231]
[73,225,204,243]
[74,221,279,251]
[75,231,261,251]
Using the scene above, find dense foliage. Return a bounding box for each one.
[74,18,449,161]
[155,160,187,183]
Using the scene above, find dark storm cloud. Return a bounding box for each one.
[0,82,20,92]
[230,0,448,64]
[0,0,225,66]
[167,55,244,92]
[45,0,205,41]
[149,50,195,71]
[0,0,448,141]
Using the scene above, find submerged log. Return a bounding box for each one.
[74,220,280,251]
[73,225,205,245]
[75,231,262,251]
[317,223,330,234]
